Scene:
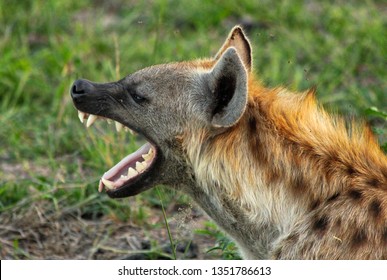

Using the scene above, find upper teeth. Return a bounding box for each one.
[86,114,98,127]
[78,111,86,123]
[115,121,123,132]
[77,110,133,135]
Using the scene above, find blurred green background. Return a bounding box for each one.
[0,0,386,259]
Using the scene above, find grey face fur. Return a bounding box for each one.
[71,46,248,198]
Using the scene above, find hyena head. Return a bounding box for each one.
[71,26,252,198]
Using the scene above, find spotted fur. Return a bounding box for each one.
[179,28,387,259]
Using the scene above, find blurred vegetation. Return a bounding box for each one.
[0,0,386,259]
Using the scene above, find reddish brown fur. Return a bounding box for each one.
[184,28,387,259]
[168,28,387,259]
[182,68,387,259]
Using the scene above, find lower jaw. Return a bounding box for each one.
[98,143,157,192]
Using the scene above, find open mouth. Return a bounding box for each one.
[77,110,157,194]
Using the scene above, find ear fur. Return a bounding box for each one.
[208,47,248,128]
[215,26,252,72]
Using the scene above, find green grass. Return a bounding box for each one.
[0,0,386,259]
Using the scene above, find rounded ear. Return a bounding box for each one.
[215,26,252,72]
[207,47,248,128]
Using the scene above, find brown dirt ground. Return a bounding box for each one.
[0,161,220,260]
[0,198,219,260]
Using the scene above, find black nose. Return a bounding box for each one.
[71,79,94,97]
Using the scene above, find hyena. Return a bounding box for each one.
[71,26,387,259]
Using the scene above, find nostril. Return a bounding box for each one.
[72,84,85,94]
[71,79,92,96]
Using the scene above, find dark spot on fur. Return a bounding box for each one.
[335,217,342,228]
[327,192,340,202]
[369,199,382,219]
[246,109,269,167]
[381,167,387,181]
[351,229,367,248]
[248,116,257,134]
[290,173,308,195]
[367,178,379,188]
[382,227,387,244]
[346,166,356,176]
[348,189,362,200]
[313,215,329,232]
[310,200,320,211]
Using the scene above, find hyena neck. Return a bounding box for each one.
[181,116,301,259]
[181,78,387,259]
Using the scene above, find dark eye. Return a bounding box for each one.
[130,92,146,104]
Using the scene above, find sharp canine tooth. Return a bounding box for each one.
[86,114,98,127]
[127,167,138,178]
[78,111,86,123]
[101,178,114,190]
[115,121,123,132]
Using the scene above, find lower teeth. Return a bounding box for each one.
[128,167,138,177]
[80,112,157,191]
